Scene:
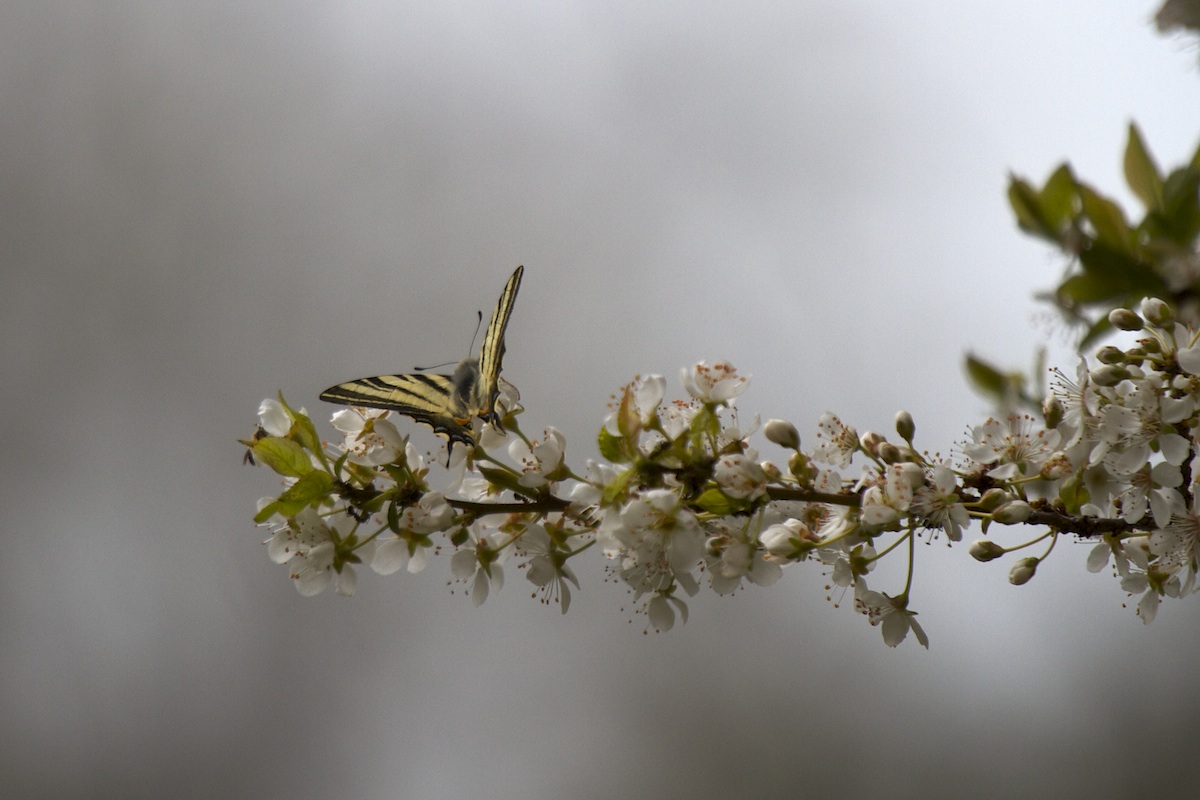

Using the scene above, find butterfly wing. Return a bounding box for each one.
[473,265,523,428]
[320,265,524,453]
[319,373,475,450]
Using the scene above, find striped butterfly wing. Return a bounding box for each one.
[320,265,524,453]
[319,372,475,450]
[473,265,523,429]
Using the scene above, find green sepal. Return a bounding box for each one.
[277,391,322,455]
[600,467,638,507]
[1057,474,1088,515]
[598,426,630,463]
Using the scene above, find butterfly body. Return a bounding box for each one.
[320,265,524,454]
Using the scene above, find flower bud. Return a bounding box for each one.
[1042,394,1063,429]
[895,410,915,443]
[978,488,1012,511]
[1095,346,1125,365]
[1008,556,1039,585]
[788,452,815,484]
[992,500,1033,524]
[1141,297,1172,327]
[969,539,1006,562]
[1108,308,1143,331]
[877,442,903,464]
[859,430,886,456]
[764,418,800,450]
[1090,364,1129,387]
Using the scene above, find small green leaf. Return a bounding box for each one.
[1161,167,1200,242]
[1077,316,1115,352]
[964,354,1009,398]
[692,487,740,516]
[1123,122,1164,212]
[1076,184,1132,249]
[477,465,527,496]
[251,436,314,478]
[254,470,335,523]
[1039,164,1078,231]
[1007,175,1056,239]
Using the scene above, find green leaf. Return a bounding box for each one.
[692,487,740,516]
[254,470,335,523]
[1076,184,1131,249]
[1075,242,1166,297]
[251,436,314,478]
[1161,167,1200,243]
[1123,122,1164,212]
[1039,165,1079,233]
[477,465,528,497]
[1077,315,1115,352]
[964,354,1009,398]
[1007,174,1056,239]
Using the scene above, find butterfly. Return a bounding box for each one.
[320,265,524,455]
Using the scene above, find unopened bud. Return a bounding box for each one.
[895,410,915,443]
[877,442,903,464]
[969,539,1006,562]
[788,452,815,484]
[1141,297,1172,327]
[1008,556,1039,585]
[1108,308,1143,331]
[764,418,800,450]
[1090,364,1129,387]
[1096,346,1125,365]
[993,500,1033,524]
[860,431,885,456]
[1042,394,1063,429]
[978,488,1012,511]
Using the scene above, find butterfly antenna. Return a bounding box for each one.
[414,310,483,371]
[468,309,483,352]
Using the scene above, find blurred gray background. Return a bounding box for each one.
[4,2,1200,798]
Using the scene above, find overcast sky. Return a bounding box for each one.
[4,2,1200,798]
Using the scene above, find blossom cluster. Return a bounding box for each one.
[245,301,1200,647]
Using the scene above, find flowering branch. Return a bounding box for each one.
[244,128,1200,648]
